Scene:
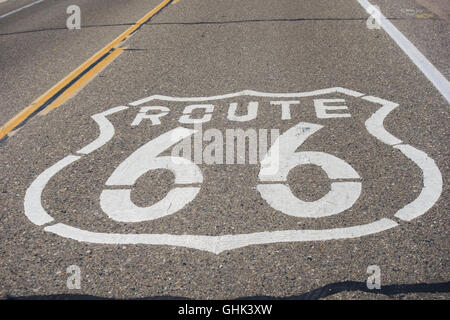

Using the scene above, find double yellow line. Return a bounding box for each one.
[0,0,173,140]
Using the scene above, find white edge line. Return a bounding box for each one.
[0,0,44,20]
[356,0,450,103]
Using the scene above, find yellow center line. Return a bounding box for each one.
[40,48,125,115]
[0,0,173,141]
[415,13,434,19]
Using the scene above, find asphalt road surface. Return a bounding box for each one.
[0,0,449,300]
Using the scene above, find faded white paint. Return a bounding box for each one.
[44,219,399,254]
[100,187,201,223]
[0,0,44,20]
[102,127,202,222]
[77,106,128,155]
[357,0,450,103]
[227,102,258,122]
[258,122,361,218]
[394,144,443,221]
[131,106,169,126]
[24,155,80,226]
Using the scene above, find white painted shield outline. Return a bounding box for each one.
[24,87,443,254]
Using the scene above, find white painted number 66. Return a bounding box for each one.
[100,122,361,222]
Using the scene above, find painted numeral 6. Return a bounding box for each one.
[100,128,202,222]
[258,122,361,218]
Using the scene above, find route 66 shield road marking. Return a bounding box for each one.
[23,87,443,254]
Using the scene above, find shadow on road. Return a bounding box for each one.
[6,281,449,300]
